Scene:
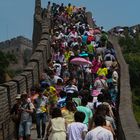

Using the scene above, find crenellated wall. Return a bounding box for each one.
[0,1,140,139]
[0,0,51,139]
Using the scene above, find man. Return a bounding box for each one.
[34,88,48,139]
[18,93,34,140]
[67,111,87,140]
[63,78,78,94]
[85,115,114,140]
[76,98,93,126]
[66,3,73,16]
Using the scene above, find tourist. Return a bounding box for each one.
[62,100,77,125]
[34,88,48,139]
[67,111,87,140]
[18,92,34,140]
[46,108,66,140]
[85,115,114,140]
[77,98,93,126]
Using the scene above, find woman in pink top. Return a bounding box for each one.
[91,55,102,78]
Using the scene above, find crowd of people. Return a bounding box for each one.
[11,2,119,140]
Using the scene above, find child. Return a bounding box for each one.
[67,111,88,140]
[46,108,66,140]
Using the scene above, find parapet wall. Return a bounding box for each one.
[109,36,140,140]
[86,11,140,140]
[0,7,51,140]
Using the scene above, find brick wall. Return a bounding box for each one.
[0,3,51,139]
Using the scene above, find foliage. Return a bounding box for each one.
[23,48,32,65]
[0,51,9,71]
[0,51,17,83]
[132,88,140,124]
[124,53,140,89]
[6,52,17,64]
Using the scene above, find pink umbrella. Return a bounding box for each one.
[70,57,92,65]
[93,29,101,34]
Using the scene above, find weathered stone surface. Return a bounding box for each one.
[0,86,9,124]
[0,1,51,139]
[86,12,94,28]
[21,71,33,91]
[25,61,39,85]
[30,51,44,78]
[12,75,26,94]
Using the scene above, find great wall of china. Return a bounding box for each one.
[0,0,140,139]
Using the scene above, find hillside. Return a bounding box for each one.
[0,36,33,83]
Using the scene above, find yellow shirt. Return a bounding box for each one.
[64,51,71,62]
[66,6,73,16]
[44,86,58,104]
[97,68,108,76]
[62,109,75,124]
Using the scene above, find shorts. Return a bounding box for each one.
[19,121,32,137]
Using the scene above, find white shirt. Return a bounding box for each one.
[112,70,118,85]
[86,102,94,110]
[53,63,61,76]
[67,122,87,140]
[51,75,63,85]
[85,126,113,140]
[34,96,48,114]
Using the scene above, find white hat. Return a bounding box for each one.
[16,94,21,99]
[63,62,67,66]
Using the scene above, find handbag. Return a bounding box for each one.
[11,114,20,123]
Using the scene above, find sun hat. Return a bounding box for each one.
[16,94,21,99]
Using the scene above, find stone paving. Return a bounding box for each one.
[31,122,48,140]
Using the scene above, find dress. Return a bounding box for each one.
[48,117,66,140]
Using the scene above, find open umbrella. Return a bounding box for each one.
[93,29,101,34]
[70,57,92,65]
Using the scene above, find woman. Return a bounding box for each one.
[89,104,115,136]
[62,100,77,125]
[46,108,66,140]
[91,55,102,79]
[97,63,108,77]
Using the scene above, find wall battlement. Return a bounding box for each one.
[0,0,51,139]
[0,1,140,140]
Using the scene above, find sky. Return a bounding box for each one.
[0,0,140,42]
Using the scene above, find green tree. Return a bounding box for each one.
[119,30,140,123]
[23,48,32,65]
[0,51,17,83]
